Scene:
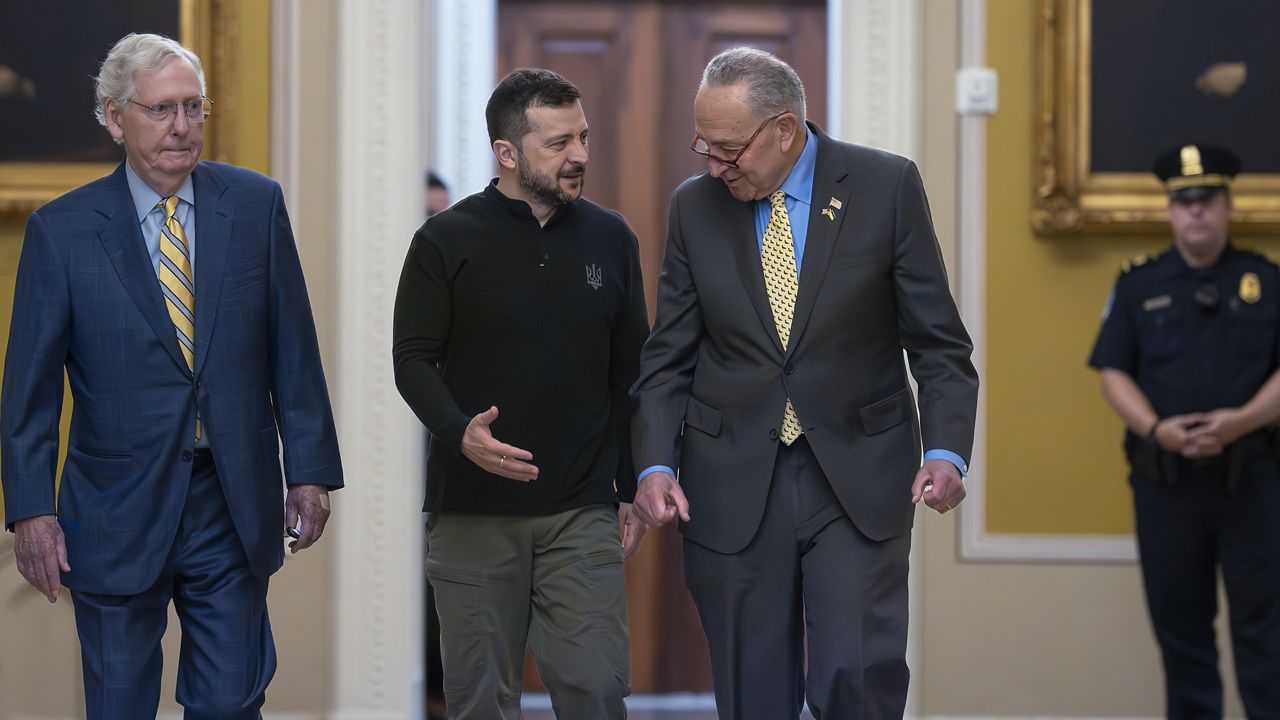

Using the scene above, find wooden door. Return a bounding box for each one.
[498,0,827,693]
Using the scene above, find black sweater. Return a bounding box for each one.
[393,181,649,515]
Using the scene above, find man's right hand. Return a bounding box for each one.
[1154,413,1224,458]
[13,515,70,603]
[460,405,538,482]
[632,471,690,528]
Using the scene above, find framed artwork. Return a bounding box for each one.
[1033,0,1280,235]
[0,0,236,213]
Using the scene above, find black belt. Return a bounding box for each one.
[1154,430,1273,493]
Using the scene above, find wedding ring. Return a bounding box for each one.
[499,456,506,468]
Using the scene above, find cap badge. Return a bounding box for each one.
[1180,145,1204,177]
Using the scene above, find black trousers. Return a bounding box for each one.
[683,437,910,720]
[1132,450,1280,719]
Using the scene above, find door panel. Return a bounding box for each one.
[661,4,828,201]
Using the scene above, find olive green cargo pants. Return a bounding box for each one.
[426,505,630,719]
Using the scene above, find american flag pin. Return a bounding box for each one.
[829,197,842,210]
[821,208,836,221]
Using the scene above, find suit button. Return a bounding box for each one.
[784,363,795,375]
[769,429,779,441]
[182,450,193,462]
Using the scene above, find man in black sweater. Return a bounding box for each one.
[393,69,648,720]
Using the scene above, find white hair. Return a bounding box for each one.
[702,47,806,121]
[94,33,205,130]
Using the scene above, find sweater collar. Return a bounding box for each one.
[483,178,574,227]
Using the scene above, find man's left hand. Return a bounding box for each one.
[618,502,647,560]
[911,459,965,514]
[285,485,332,554]
[1184,408,1247,456]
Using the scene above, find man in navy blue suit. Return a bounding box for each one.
[1,33,342,720]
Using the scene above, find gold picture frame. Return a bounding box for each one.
[1033,0,1280,235]
[0,0,237,214]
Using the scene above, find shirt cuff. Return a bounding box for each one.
[638,465,676,483]
[924,449,969,477]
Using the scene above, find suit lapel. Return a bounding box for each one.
[192,163,232,376]
[788,125,850,353]
[724,190,786,355]
[96,164,189,372]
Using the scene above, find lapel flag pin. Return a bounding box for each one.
[829,197,842,210]
[821,208,836,221]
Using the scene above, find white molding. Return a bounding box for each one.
[833,2,925,716]
[432,0,497,200]
[270,0,301,211]
[952,0,1134,564]
[839,0,923,159]
[331,0,426,718]
[961,528,1139,563]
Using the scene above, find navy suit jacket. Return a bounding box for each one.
[1,161,343,595]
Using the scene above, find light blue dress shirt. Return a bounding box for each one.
[638,129,967,485]
[125,162,197,278]
[753,125,817,271]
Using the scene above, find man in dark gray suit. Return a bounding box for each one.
[631,48,978,719]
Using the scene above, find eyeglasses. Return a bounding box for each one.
[128,97,213,124]
[690,112,786,169]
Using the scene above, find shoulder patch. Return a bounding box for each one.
[1239,247,1280,269]
[1121,251,1161,274]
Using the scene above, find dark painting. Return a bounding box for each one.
[1091,0,1280,174]
[0,2,180,163]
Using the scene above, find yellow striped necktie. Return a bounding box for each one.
[158,196,201,438]
[761,190,803,445]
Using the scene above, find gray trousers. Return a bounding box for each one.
[684,437,911,720]
[426,505,630,720]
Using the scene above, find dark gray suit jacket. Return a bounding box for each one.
[632,125,978,553]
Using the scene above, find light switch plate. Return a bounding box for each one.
[956,67,998,115]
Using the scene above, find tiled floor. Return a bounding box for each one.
[519,707,727,712]
[519,694,816,719]
[430,706,804,720]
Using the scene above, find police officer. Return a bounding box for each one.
[1090,143,1280,718]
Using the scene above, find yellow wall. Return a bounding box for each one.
[984,0,1280,534]
[229,0,271,175]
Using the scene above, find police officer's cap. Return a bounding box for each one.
[1153,143,1241,202]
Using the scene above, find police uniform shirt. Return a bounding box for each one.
[1089,245,1280,432]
